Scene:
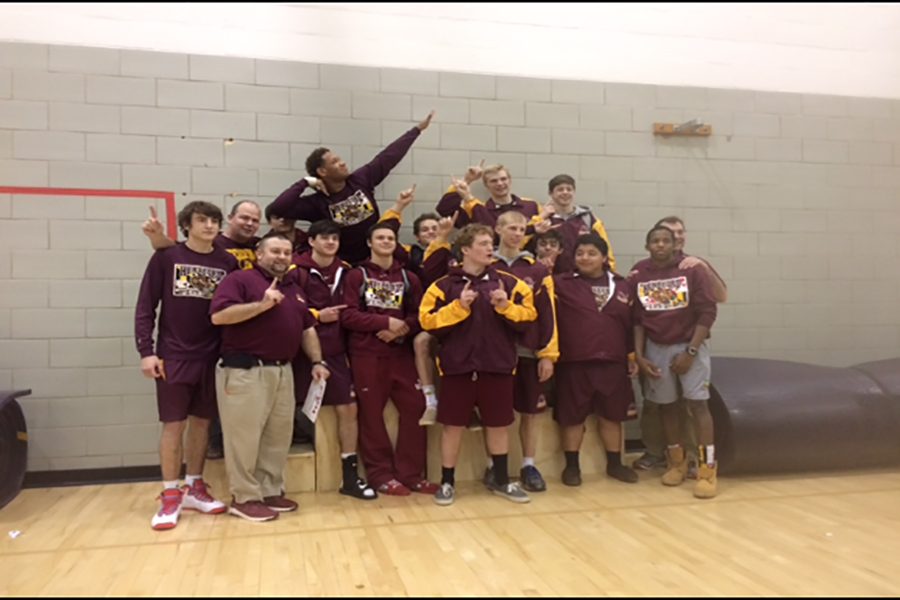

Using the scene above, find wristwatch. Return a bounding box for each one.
[311,360,329,369]
[686,346,698,357]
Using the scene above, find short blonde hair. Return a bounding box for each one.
[455,223,494,250]
[482,164,510,183]
[495,210,527,228]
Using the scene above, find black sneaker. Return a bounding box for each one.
[562,465,582,487]
[339,476,378,501]
[520,465,547,492]
[607,462,639,484]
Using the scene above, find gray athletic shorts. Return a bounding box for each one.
[642,339,711,404]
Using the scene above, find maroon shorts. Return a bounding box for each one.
[553,360,635,426]
[438,372,514,428]
[155,359,218,422]
[514,357,541,415]
[293,353,355,406]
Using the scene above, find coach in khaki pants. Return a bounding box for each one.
[210,235,330,522]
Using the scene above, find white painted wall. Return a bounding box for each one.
[1,2,899,99]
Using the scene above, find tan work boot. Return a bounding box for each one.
[661,446,688,486]
[693,462,718,499]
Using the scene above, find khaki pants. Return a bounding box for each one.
[217,365,294,503]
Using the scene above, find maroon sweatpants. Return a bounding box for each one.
[350,352,427,488]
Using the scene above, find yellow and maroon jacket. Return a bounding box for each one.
[419,265,538,376]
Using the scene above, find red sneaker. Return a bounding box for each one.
[182,479,226,514]
[263,494,299,512]
[407,479,440,494]
[377,479,411,496]
[229,499,279,522]
[151,488,183,531]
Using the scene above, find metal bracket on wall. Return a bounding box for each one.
[653,119,712,137]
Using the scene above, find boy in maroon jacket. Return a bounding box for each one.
[144,200,263,270]
[490,210,557,492]
[268,111,434,265]
[135,201,238,531]
[292,219,376,500]
[539,233,639,487]
[436,163,540,231]
[631,225,719,498]
[340,223,439,496]
[420,224,538,506]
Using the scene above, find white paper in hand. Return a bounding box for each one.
[301,377,327,423]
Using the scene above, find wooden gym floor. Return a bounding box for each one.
[2,466,899,596]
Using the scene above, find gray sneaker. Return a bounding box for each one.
[633,452,666,470]
[491,481,531,504]
[482,466,496,489]
[434,483,455,506]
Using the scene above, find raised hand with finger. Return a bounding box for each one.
[458,280,478,309]
[416,110,435,131]
[397,183,416,211]
[489,277,510,310]
[435,210,459,242]
[142,205,165,238]
[261,278,284,309]
[464,158,486,184]
[450,176,472,202]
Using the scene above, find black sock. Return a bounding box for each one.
[606,451,638,483]
[441,467,455,486]
[341,454,358,487]
[605,451,622,469]
[492,454,509,486]
[565,451,580,470]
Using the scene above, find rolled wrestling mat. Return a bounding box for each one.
[0,390,30,510]
[708,358,900,475]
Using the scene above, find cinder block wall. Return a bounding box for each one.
[1,42,899,471]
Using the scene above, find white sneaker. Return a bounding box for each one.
[182,479,227,514]
[433,483,455,506]
[418,405,438,426]
[151,488,184,531]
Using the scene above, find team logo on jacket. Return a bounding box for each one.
[637,276,689,311]
[591,285,611,311]
[329,190,375,226]
[173,264,228,299]
[364,279,405,310]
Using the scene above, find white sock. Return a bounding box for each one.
[703,444,716,466]
[486,458,493,468]
[423,385,438,408]
[185,474,200,486]
[522,457,535,468]
[341,452,355,459]
[163,480,180,490]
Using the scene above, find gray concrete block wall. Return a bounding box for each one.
[1,41,899,472]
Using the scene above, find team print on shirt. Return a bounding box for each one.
[591,285,611,311]
[363,279,405,310]
[637,276,689,311]
[226,248,256,270]
[329,190,375,226]
[173,264,229,299]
